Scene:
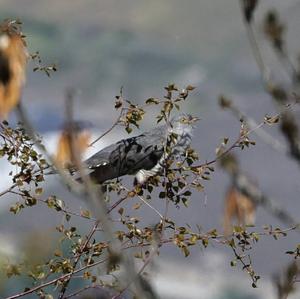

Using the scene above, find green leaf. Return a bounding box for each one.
[202,238,209,248]
[159,192,166,198]
[25,197,37,206]
[183,191,192,196]
[230,260,237,267]
[182,197,189,207]
[35,188,43,195]
[125,126,133,134]
[80,209,91,218]
[10,202,24,214]
[145,98,159,105]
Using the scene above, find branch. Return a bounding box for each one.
[192,135,241,169]
[4,256,108,299]
[88,108,123,147]
[6,223,299,299]
[13,95,123,299]
[224,98,288,155]
[64,285,109,299]
[120,186,163,219]
[4,239,170,299]
[15,102,84,195]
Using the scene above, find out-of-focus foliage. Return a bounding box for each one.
[223,186,256,236]
[0,20,27,119]
[55,122,91,169]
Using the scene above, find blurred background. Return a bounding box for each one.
[1,0,300,298]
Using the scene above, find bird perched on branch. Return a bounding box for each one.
[84,114,198,185]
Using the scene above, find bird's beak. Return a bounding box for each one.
[193,116,200,121]
[190,116,200,123]
[180,115,200,125]
[187,116,200,129]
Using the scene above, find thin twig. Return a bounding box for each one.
[228,101,288,154]
[239,0,271,85]
[64,285,108,299]
[112,243,159,299]
[0,166,48,198]
[121,186,163,219]
[193,135,241,169]
[88,109,124,147]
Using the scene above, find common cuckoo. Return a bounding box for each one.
[84,114,198,184]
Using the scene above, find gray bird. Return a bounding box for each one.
[84,114,198,185]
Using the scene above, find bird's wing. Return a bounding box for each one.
[85,126,166,183]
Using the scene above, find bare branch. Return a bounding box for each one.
[89,109,123,147]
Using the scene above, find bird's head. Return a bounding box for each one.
[169,113,199,135]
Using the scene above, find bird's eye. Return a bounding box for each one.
[180,117,188,124]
